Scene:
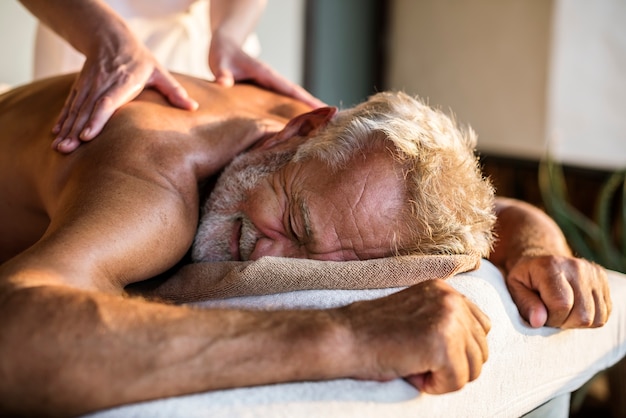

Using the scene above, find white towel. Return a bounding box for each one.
[87,261,626,418]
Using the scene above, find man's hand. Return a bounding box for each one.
[52,43,198,154]
[341,279,491,394]
[490,197,613,330]
[505,255,612,328]
[209,33,326,109]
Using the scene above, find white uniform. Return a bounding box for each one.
[33,0,260,81]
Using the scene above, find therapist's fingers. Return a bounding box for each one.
[52,74,100,152]
[78,68,198,146]
[210,40,326,109]
[54,72,141,153]
[52,90,81,152]
[147,67,199,112]
[249,61,326,109]
[213,66,236,88]
[52,85,76,136]
[53,65,197,154]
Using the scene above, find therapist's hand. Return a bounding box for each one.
[504,255,611,329]
[52,41,198,154]
[208,32,325,109]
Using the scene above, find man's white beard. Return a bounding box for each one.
[191,148,296,262]
[191,211,259,262]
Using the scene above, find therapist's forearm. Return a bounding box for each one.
[19,0,134,58]
[210,0,267,46]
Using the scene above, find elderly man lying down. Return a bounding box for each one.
[0,73,612,417]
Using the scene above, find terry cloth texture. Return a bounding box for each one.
[144,254,480,303]
[88,263,626,418]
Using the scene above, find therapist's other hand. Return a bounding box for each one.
[52,42,198,154]
[208,32,325,109]
[505,255,611,329]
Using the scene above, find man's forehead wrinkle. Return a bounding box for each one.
[324,185,363,257]
[349,170,372,250]
[351,158,405,257]
[296,194,314,242]
[282,162,312,236]
[288,189,313,244]
[325,162,379,255]
[307,195,349,256]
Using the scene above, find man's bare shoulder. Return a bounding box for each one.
[169,73,313,120]
[0,72,311,274]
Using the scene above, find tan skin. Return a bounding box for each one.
[0,74,610,416]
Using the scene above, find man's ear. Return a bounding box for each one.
[255,106,337,151]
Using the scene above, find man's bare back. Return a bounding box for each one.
[0,73,310,266]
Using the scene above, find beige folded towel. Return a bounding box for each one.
[143,254,481,304]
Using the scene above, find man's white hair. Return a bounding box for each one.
[295,91,496,257]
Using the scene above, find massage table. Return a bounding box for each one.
[84,258,626,417]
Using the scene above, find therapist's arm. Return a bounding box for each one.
[209,0,325,108]
[19,0,198,154]
[489,197,611,329]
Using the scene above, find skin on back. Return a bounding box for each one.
[0,73,310,278]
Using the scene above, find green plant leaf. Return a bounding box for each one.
[539,154,626,273]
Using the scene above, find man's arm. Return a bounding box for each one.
[0,281,348,415]
[0,268,489,416]
[489,197,611,328]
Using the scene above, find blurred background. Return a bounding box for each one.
[1,1,625,415]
